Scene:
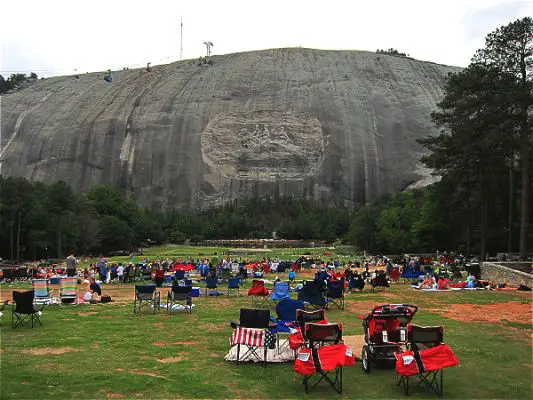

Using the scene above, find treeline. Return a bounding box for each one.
[418,17,532,259]
[0,176,350,260]
[376,48,409,57]
[0,72,39,94]
[0,174,527,261]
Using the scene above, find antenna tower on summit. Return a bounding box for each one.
[203,41,213,57]
[180,17,183,60]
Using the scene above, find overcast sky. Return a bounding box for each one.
[1,0,531,77]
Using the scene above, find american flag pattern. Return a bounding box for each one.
[230,327,265,347]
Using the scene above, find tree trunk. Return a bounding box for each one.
[518,61,530,260]
[519,135,530,260]
[57,223,63,258]
[480,175,488,261]
[16,211,22,261]
[9,221,14,261]
[466,215,471,258]
[507,161,514,253]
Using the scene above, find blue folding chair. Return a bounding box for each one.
[298,280,327,309]
[274,298,305,332]
[133,285,160,314]
[273,298,305,354]
[271,281,290,302]
[326,279,345,310]
[205,277,219,296]
[167,285,193,314]
[227,277,240,296]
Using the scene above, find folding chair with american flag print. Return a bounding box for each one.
[229,309,274,366]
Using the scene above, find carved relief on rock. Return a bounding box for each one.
[201,111,326,181]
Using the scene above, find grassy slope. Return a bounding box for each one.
[1,278,531,399]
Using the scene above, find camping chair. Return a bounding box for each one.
[248,280,270,308]
[229,309,273,366]
[133,284,160,314]
[325,279,345,310]
[227,277,240,296]
[12,291,44,328]
[371,272,390,291]
[271,281,290,302]
[396,325,458,397]
[174,270,186,281]
[296,309,326,342]
[349,274,365,291]
[296,323,347,394]
[274,298,305,354]
[390,268,400,283]
[205,277,219,296]
[32,279,53,306]
[298,280,327,309]
[59,277,78,305]
[167,285,193,314]
[231,263,240,276]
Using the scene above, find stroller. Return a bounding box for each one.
[361,304,418,373]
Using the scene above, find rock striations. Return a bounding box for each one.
[0,48,461,209]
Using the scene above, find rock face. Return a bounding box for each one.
[0,48,461,209]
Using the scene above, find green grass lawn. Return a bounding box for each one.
[75,244,357,267]
[1,281,531,399]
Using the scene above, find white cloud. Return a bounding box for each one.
[1,0,531,77]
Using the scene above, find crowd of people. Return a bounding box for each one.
[3,249,527,294]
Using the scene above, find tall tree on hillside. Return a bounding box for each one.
[473,17,533,259]
[420,64,517,260]
[46,181,77,257]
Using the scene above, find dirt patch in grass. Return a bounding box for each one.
[211,299,234,311]
[24,347,81,355]
[62,318,75,321]
[344,335,365,360]
[157,356,184,363]
[197,322,226,332]
[173,341,201,345]
[380,292,401,298]
[115,368,125,372]
[106,392,125,399]
[152,321,165,328]
[152,340,201,347]
[428,301,531,324]
[130,369,166,378]
[77,312,98,317]
[347,301,384,316]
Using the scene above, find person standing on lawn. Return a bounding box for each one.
[66,252,78,277]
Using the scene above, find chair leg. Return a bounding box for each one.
[339,366,343,394]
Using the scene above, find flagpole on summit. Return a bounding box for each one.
[180,17,183,60]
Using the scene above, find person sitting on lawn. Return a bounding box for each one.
[83,278,102,303]
[466,273,477,288]
[154,267,165,287]
[288,270,296,282]
[418,274,435,289]
[436,275,450,290]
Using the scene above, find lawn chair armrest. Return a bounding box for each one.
[230,321,239,329]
